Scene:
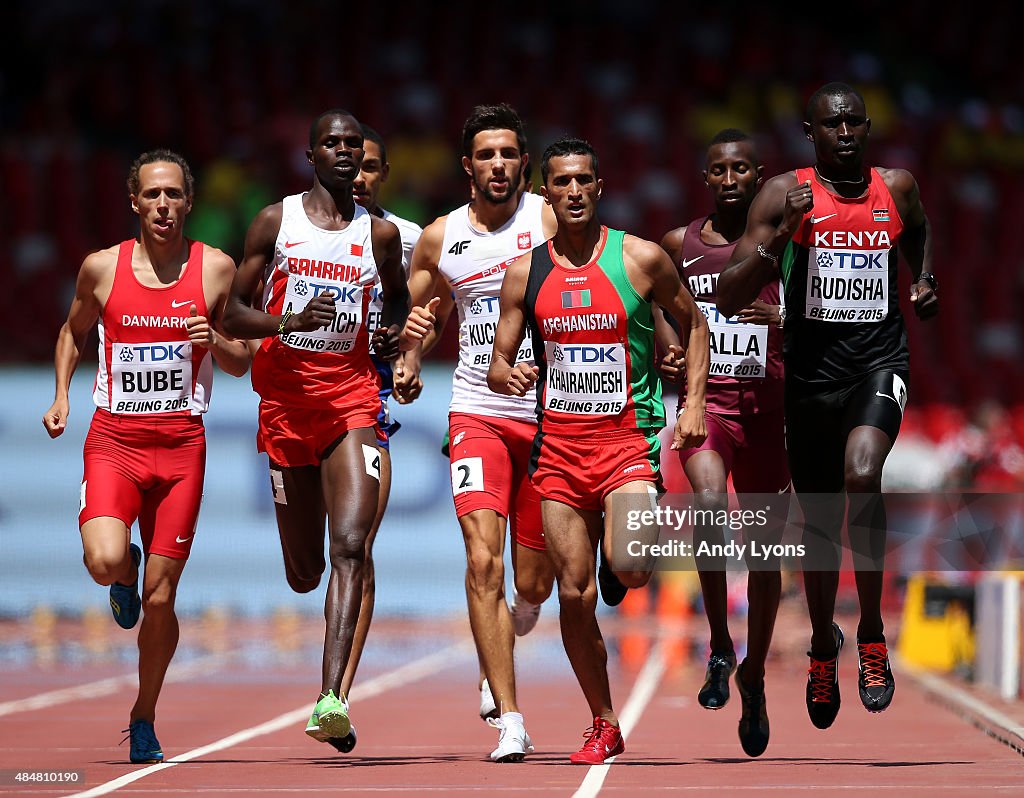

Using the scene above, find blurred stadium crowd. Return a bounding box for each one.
[2,0,1022,488]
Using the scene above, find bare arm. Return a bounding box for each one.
[42,251,111,437]
[626,236,709,449]
[369,216,411,360]
[394,217,445,402]
[717,173,805,317]
[882,168,938,320]
[222,204,336,339]
[192,246,250,377]
[486,254,538,396]
[654,228,686,381]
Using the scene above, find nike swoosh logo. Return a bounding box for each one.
[875,391,902,410]
[681,255,704,269]
[284,241,307,249]
[170,299,193,309]
[175,535,193,544]
[810,214,837,224]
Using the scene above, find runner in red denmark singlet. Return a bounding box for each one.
[251,196,380,413]
[678,217,783,416]
[93,239,213,417]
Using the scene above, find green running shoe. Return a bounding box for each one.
[305,690,350,741]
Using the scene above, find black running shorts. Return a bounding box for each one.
[785,369,908,492]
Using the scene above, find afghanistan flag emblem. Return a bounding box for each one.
[561,289,592,309]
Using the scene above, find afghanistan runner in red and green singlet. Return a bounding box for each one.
[718,83,938,732]
[488,137,709,765]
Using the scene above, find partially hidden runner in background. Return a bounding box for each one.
[223,109,409,752]
[658,128,787,757]
[488,136,709,764]
[334,124,424,746]
[718,82,938,731]
[396,104,556,762]
[42,150,250,764]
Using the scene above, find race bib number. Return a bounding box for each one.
[279,273,364,353]
[698,301,768,379]
[110,340,192,414]
[462,294,533,368]
[544,341,626,415]
[805,247,889,323]
[451,457,484,495]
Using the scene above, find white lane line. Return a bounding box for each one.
[63,642,471,798]
[0,653,231,718]
[572,639,667,798]
[894,652,1024,755]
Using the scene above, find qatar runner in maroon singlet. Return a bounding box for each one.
[675,217,789,494]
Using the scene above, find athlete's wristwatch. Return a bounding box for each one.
[917,272,938,292]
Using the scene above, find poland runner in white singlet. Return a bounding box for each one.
[439,192,546,421]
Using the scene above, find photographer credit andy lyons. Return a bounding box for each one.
[619,503,806,568]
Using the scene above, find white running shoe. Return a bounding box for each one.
[489,711,534,762]
[510,590,541,636]
[479,678,499,722]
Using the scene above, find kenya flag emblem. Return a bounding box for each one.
[561,289,592,309]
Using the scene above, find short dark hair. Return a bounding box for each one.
[541,137,599,183]
[360,124,387,164]
[127,150,194,198]
[805,82,866,122]
[462,104,527,158]
[709,128,750,147]
[309,108,358,149]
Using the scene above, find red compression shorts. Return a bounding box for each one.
[257,401,384,468]
[448,412,545,551]
[676,408,790,493]
[80,409,206,560]
[530,427,662,511]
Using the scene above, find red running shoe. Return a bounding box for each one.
[569,717,625,764]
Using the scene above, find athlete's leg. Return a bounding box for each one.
[732,409,789,689]
[461,508,519,713]
[684,449,732,656]
[130,552,187,723]
[269,464,328,593]
[603,481,660,589]
[320,427,381,696]
[81,517,137,587]
[787,386,846,659]
[340,445,390,697]
[543,498,616,724]
[844,425,893,642]
[512,542,554,606]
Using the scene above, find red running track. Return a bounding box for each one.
[0,611,1021,797]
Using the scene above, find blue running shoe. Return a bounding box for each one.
[110,544,142,630]
[121,719,163,764]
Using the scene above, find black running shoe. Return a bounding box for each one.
[806,622,844,730]
[327,726,357,753]
[735,660,769,757]
[857,638,895,713]
[697,650,737,709]
[597,545,628,607]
